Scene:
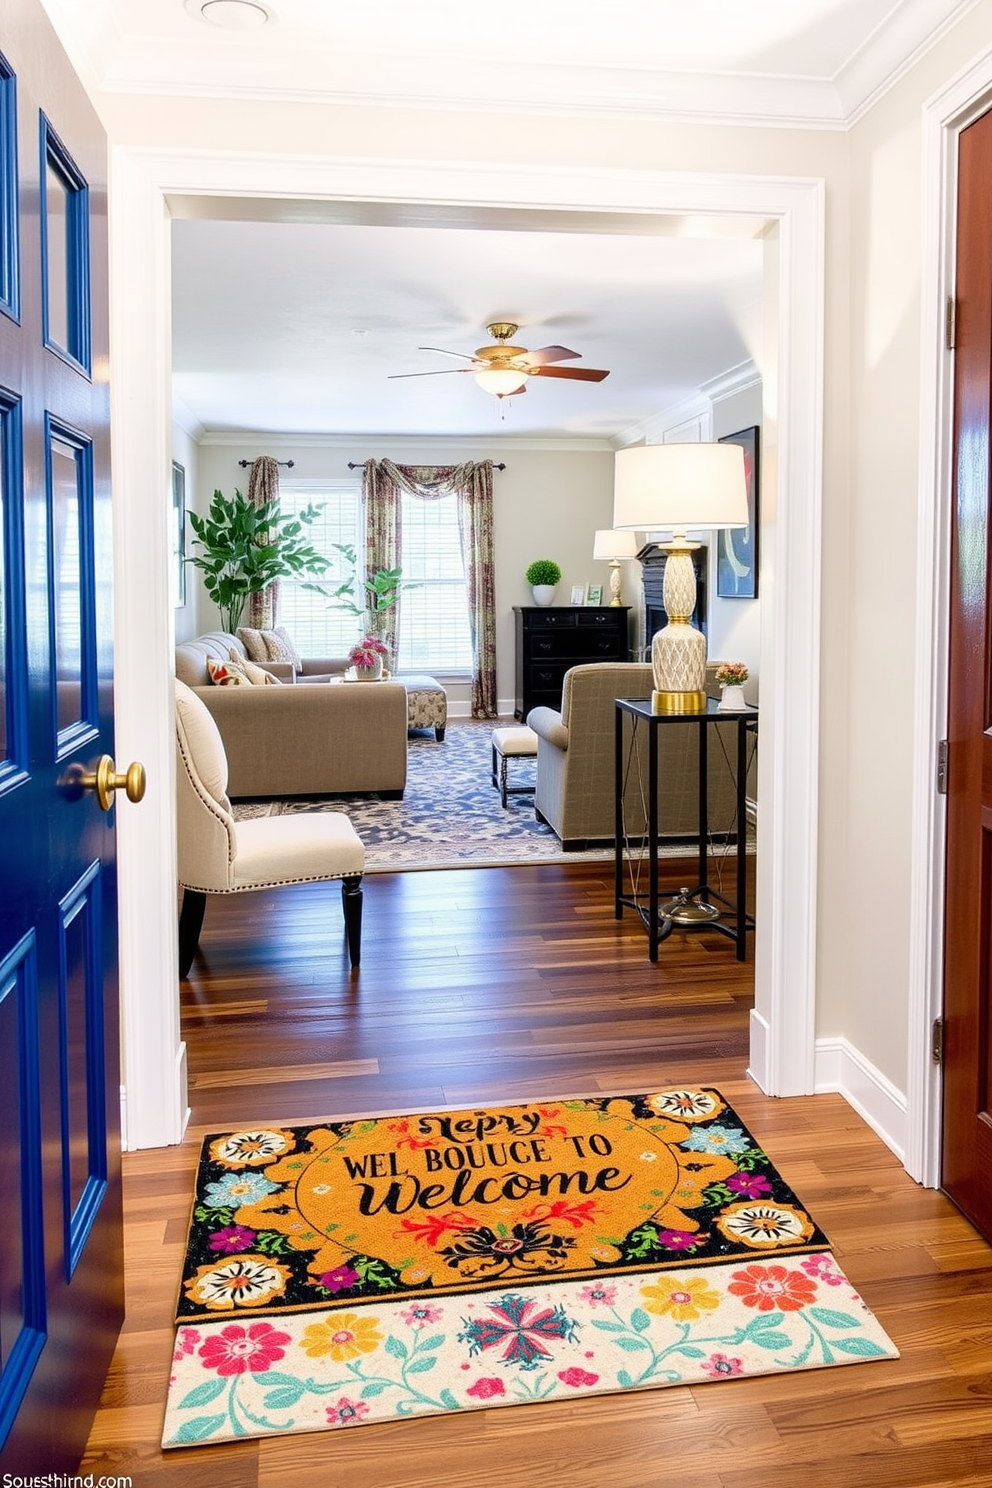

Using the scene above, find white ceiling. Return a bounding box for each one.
[170,216,765,440]
[40,0,977,442]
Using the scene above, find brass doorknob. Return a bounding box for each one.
[80,755,147,812]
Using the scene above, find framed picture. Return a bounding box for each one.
[717,426,759,599]
[171,460,186,608]
[569,584,585,605]
[585,583,603,606]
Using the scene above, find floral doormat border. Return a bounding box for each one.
[176,1090,831,1323]
[163,1253,899,1447]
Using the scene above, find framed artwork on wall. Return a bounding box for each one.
[171,460,186,608]
[716,425,759,599]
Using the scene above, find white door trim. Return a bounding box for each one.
[907,43,992,1185]
[109,149,824,1148]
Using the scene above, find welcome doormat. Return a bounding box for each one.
[164,1090,898,1447]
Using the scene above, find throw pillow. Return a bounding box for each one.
[236,626,269,663]
[206,657,252,687]
[229,647,281,686]
[237,625,302,672]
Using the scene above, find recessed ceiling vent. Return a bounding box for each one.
[187,0,271,30]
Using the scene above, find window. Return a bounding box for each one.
[275,480,362,656]
[396,491,472,673]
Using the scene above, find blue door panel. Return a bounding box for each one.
[45,421,96,754]
[38,116,88,375]
[0,390,27,789]
[0,932,46,1445]
[57,861,106,1279]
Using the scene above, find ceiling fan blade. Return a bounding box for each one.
[418,346,479,363]
[387,369,467,379]
[529,365,610,382]
[521,345,581,366]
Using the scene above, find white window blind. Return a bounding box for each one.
[275,480,362,657]
[396,491,472,673]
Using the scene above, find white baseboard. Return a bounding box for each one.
[814,1036,907,1161]
[747,1008,771,1092]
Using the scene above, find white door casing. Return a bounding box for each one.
[109,151,825,1149]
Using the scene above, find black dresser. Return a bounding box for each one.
[513,606,630,721]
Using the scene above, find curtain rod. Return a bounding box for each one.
[346,461,506,470]
[238,458,295,468]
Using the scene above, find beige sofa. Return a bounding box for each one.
[174,631,407,798]
[527,661,749,850]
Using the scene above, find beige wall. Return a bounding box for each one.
[97,0,992,1101]
[193,438,616,714]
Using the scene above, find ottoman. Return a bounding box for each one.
[394,673,448,741]
[491,724,538,808]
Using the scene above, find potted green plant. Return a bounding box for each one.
[327,543,409,661]
[526,558,562,607]
[186,488,330,633]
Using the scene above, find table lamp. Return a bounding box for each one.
[592,528,640,606]
[613,443,748,714]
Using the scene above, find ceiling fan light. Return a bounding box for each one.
[193,1,271,30]
[473,368,528,396]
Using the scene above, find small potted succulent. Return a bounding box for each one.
[349,634,389,681]
[715,660,749,711]
[526,558,562,607]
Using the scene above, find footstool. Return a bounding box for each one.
[394,673,448,741]
[491,724,538,808]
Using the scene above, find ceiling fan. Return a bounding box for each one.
[388,322,610,397]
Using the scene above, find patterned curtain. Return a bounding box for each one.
[246,455,280,629]
[361,460,402,662]
[362,459,497,718]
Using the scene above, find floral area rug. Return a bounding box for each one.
[231,720,726,872]
[163,1089,898,1447]
[232,719,604,871]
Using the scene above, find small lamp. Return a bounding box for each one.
[613,443,748,714]
[593,528,640,606]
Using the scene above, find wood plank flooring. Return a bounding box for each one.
[81,860,992,1487]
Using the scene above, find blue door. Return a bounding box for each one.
[0,2,127,1469]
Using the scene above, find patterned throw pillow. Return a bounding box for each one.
[236,626,269,663]
[229,648,281,685]
[237,626,302,672]
[206,657,252,687]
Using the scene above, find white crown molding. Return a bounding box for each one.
[196,430,616,454]
[840,0,983,126]
[701,358,761,404]
[46,0,980,132]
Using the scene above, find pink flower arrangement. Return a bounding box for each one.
[715,660,749,687]
[349,635,388,669]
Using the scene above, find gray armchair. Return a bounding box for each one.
[527,662,746,851]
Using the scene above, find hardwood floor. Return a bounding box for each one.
[81,861,992,1487]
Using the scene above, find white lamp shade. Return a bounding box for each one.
[613,443,748,531]
[592,528,640,561]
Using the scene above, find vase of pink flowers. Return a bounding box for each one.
[715,660,749,711]
[349,635,388,680]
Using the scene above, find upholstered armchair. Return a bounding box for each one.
[175,680,366,976]
[527,662,744,851]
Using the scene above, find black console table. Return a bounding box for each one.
[613,697,757,961]
[513,606,629,720]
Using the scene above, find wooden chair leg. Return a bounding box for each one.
[341,875,363,968]
[178,888,207,979]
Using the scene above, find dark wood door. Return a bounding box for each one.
[0,1,124,1469]
[941,105,992,1241]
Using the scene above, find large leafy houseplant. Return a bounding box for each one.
[186,488,330,633]
[327,543,406,634]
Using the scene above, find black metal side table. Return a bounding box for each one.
[613,697,757,962]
